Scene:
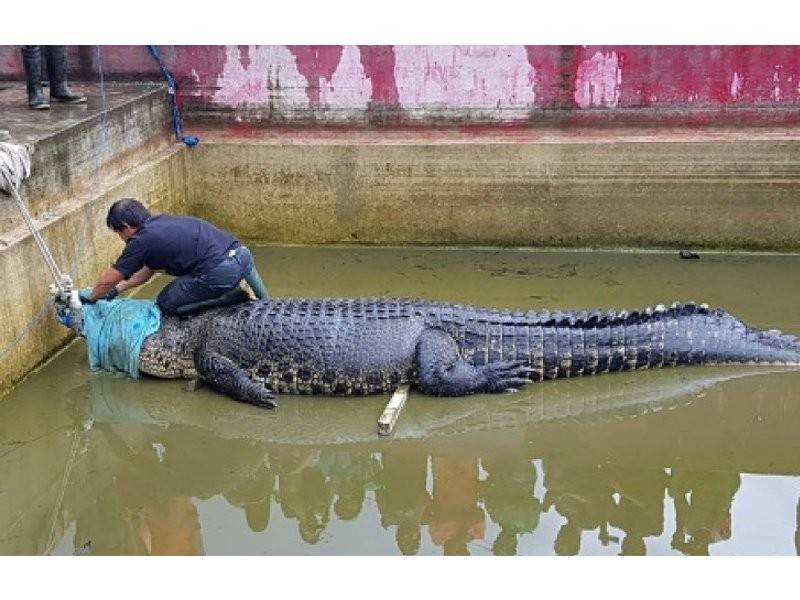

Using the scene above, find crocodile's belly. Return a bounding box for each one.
[239,316,425,395]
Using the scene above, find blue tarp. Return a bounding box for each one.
[81,298,162,378]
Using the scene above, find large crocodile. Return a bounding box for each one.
[136,298,800,409]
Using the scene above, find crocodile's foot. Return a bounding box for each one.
[248,385,278,409]
[483,360,535,393]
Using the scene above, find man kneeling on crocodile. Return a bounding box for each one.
[81,198,269,314]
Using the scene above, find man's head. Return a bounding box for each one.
[106,198,151,242]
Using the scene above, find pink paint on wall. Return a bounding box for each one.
[394,46,535,116]
[2,45,800,124]
[286,45,344,105]
[319,45,372,110]
[172,45,229,106]
[358,45,400,107]
[524,46,577,109]
[574,49,622,108]
[212,45,309,107]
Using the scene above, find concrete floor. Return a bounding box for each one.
[0,81,165,145]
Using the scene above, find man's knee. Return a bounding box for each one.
[156,287,183,316]
[156,279,197,316]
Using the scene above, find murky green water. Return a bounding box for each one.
[2,246,800,555]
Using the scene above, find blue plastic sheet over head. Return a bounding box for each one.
[81,298,162,378]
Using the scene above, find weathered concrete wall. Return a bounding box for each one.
[0,85,172,238]
[3,46,800,124]
[0,148,186,393]
[186,128,800,249]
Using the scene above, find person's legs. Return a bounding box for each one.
[156,275,222,316]
[156,249,253,316]
[20,46,49,110]
[44,46,87,104]
[236,246,269,299]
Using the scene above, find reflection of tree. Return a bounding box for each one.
[272,448,333,545]
[542,461,615,556]
[608,467,668,556]
[795,498,800,556]
[223,458,275,533]
[668,469,741,556]
[75,406,271,552]
[423,456,485,556]
[318,450,381,522]
[69,375,278,554]
[375,446,431,555]
[480,455,542,556]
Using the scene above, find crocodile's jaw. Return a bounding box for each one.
[138,314,205,379]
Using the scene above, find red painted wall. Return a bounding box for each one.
[3,45,799,125]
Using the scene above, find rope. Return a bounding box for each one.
[0,144,63,286]
[146,45,199,147]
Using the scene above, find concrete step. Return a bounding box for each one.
[0,82,172,238]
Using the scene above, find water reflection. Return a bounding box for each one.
[5,242,800,557]
[2,354,800,555]
[668,470,739,556]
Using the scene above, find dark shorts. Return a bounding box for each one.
[156,245,255,316]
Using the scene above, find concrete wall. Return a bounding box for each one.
[0,86,173,238]
[185,131,800,249]
[3,46,800,124]
[0,149,186,393]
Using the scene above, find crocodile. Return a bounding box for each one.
[135,298,800,409]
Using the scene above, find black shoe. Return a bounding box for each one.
[50,87,87,104]
[29,93,50,110]
[21,46,50,110]
[45,46,86,104]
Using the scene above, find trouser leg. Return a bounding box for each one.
[45,46,87,103]
[20,46,49,109]
[156,250,253,316]
[235,247,269,299]
[156,276,249,316]
[244,266,269,299]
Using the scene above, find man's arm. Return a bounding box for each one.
[116,266,154,293]
[88,267,126,301]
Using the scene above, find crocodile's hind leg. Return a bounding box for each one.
[195,349,277,408]
[415,328,533,396]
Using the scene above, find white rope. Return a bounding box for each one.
[0,142,63,286]
[0,141,31,193]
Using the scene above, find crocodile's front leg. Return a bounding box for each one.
[415,328,533,396]
[195,348,277,409]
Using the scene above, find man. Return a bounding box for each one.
[82,198,269,315]
[20,46,87,110]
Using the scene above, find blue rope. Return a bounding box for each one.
[146,45,199,147]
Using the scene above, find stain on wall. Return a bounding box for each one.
[2,45,800,123]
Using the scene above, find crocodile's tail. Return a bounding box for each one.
[432,300,800,379]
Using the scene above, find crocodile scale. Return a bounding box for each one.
[136,298,800,408]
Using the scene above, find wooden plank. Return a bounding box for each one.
[377,384,410,436]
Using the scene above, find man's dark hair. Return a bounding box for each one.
[106,198,151,231]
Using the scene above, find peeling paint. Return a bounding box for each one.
[319,45,372,109]
[573,51,622,108]
[394,46,535,115]
[730,71,743,100]
[213,45,309,107]
[773,70,782,102]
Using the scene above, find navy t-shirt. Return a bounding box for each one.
[112,214,238,279]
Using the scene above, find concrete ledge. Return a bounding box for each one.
[0,145,186,393]
[186,125,800,250]
[0,83,172,238]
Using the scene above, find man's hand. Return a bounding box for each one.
[79,286,119,304]
[79,287,96,304]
